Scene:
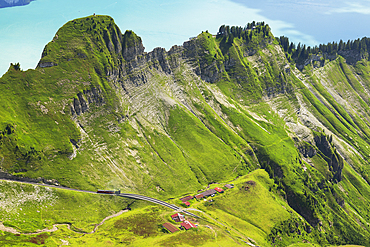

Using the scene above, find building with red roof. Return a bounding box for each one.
[214,187,224,193]
[171,213,185,222]
[184,201,190,206]
[181,220,197,230]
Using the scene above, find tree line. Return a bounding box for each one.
[216,21,271,45]
[279,35,370,62]
[215,21,370,65]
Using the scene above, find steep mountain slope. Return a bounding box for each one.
[2,15,370,245]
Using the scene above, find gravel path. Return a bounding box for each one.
[0,210,128,235]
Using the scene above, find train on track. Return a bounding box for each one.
[97,189,120,194]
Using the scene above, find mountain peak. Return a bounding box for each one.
[122,30,145,60]
[37,15,144,70]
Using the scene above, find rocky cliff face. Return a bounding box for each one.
[70,87,105,117]
[313,133,343,182]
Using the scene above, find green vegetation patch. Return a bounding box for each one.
[0,180,127,233]
[168,105,243,184]
[200,169,290,234]
[158,229,212,247]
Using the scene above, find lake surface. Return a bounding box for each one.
[1,0,370,76]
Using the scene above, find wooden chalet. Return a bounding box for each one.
[180,195,194,202]
[195,194,204,200]
[171,213,185,222]
[163,222,179,233]
[181,220,197,230]
[214,187,224,193]
[201,189,217,197]
[224,184,234,189]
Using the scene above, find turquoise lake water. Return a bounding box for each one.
[1,0,370,75]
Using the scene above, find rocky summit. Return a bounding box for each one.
[1,15,370,246]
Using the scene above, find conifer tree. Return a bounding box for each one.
[339,40,344,51]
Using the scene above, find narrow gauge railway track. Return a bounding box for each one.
[117,193,199,218]
[117,193,180,210]
[0,179,200,218]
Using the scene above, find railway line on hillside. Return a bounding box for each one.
[116,193,199,218]
[0,178,199,218]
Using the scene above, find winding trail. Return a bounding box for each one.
[87,209,128,234]
[0,210,128,235]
